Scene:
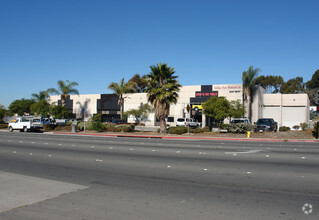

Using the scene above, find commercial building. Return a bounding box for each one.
[49,83,310,129]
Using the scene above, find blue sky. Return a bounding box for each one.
[1,0,318,108]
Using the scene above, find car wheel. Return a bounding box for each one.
[23,127,28,132]
[9,126,13,132]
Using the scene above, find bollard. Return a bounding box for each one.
[247,131,251,138]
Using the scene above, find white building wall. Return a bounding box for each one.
[49,94,100,120]
[262,94,310,129]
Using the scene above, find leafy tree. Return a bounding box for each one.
[145,63,181,134]
[91,114,104,131]
[31,100,50,117]
[31,90,50,102]
[108,77,135,120]
[280,77,305,94]
[306,69,319,89]
[242,65,261,122]
[228,100,245,120]
[50,105,70,119]
[124,104,153,124]
[254,75,283,93]
[128,74,148,93]
[48,80,79,107]
[306,70,319,105]
[8,99,35,116]
[202,96,230,128]
[0,105,7,123]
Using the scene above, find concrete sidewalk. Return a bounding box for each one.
[0,171,88,213]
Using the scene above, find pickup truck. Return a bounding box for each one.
[8,117,43,132]
[255,118,278,132]
[176,118,200,128]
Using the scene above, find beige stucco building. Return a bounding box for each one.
[49,84,310,129]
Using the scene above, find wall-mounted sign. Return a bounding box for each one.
[195,92,218,97]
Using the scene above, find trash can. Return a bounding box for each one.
[247,131,251,138]
[71,119,77,133]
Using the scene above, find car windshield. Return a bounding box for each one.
[258,119,273,124]
[177,119,184,122]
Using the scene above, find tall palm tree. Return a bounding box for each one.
[31,90,50,102]
[242,65,261,122]
[48,80,79,107]
[145,63,181,134]
[108,78,135,120]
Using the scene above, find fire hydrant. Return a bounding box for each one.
[247,131,251,138]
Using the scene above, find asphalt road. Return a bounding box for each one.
[0,131,318,220]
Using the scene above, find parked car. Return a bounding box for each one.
[8,117,43,132]
[255,118,278,132]
[107,119,128,124]
[230,118,250,124]
[176,118,200,128]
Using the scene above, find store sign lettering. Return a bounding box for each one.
[195,92,218,97]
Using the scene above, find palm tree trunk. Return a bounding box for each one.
[160,116,167,134]
[247,95,252,122]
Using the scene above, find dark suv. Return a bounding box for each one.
[255,118,278,132]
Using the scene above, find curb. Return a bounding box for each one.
[52,132,319,143]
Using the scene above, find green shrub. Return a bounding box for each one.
[300,122,307,131]
[157,128,161,133]
[202,126,211,132]
[43,124,57,131]
[0,124,8,129]
[312,122,318,139]
[221,124,230,130]
[77,121,93,130]
[228,123,255,133]
[91,122,105,132]
[113,124,135,132]
[279,126,291,132]
[189,128,203,133]
[292,125,300,130]
[67,121,73,126]
[54,125,72,131]
[167,126,187,134]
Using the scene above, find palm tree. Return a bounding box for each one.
[145,63,181,134]
[31,90,50,102]
[108,78,135,120]
[48,80,79,107]
[242,65,261,122]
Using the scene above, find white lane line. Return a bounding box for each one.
[198,152,206,155]
[44,143,48,145]
[176,151,180,154]
[225,150,262,154]
[265,155,270,158]
[58,144,62,146]
[19,141,23,143]
[202,168,208,171]
[95,159,103,162]
[13,151,16,154]
[48,155,52,157]
[109,147,114,150]
[166,165,172,168]
[301,156,306,159]
[31,142,35,144]
[72,145,76,147]
[129,148,134,151]
[246,171,252,174]
[91,146,95,148]
[152,149,156,152]
[29,153,33,155]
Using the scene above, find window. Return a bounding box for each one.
[167,117,174,122]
